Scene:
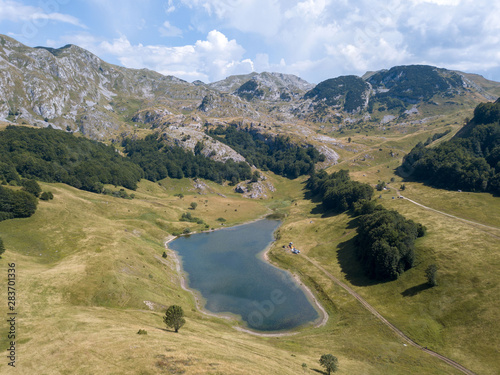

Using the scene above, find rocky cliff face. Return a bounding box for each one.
[0,35,210,138]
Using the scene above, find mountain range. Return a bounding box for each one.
[1,33,499,146]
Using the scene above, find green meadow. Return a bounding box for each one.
[1,125,499,374]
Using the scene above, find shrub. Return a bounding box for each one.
[426,264,438,286]
[40,191,54,201]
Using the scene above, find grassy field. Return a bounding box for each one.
[274,190,500,374]
[1,126,499,374]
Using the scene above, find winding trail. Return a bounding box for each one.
[398,193,500,239]
[301,254,477,375]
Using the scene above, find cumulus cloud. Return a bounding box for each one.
[0,0,86,28]
[171,0,500,82]
[50,30,252,82]
[34,0,500,83]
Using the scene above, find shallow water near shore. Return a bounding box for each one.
[168,219,320,332]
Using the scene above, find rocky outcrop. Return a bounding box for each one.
[234,177,276,199]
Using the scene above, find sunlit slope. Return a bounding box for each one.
[0,178,464,375]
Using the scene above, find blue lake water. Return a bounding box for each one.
[168,219,320,332]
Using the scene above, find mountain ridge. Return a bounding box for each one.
[1,34,499,145]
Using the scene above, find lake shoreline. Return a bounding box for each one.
[259,241,329,332]
[165,235,239,323]
[164,218,329,337]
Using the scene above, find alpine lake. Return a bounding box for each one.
[168,219,322,332]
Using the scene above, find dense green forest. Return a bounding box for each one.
[0,126,143,193]
[400,99,500,194]
[355,205,426,281]
[122,134,252,184]
[306,169,374,211]
[207,125,324,178]
[0,126,257,194]
[0,185,38,221]
[306,170,424,281]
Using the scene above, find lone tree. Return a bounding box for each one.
[319,354,338,374]
[425,264,438,286]
[190,202,198,210]
[163,305,186,333]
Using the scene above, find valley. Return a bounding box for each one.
[0,34,499,374]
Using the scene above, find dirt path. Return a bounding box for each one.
[397,193,500,239]
[388,185,500,239]
[301,254,477,375]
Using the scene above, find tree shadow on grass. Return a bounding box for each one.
[311,369,326,374]
[310,203,340,218]
[401,283,432,297]
[309,204,363,220]
[159,327,178,333]
[336,221,385,287]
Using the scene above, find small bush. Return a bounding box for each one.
[426,264,438,286]
[180,212,204,225]
[40,191,54,201]
[266,212,286,220]
[137,329,148,335]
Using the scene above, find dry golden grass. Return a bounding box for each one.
[0,176,468,375]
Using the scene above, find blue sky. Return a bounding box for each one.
[1,0,499,83]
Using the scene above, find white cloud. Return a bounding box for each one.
[35,0,500,83]
[51,30,252,82]
[410,0,462,5]
[166,0,499,82]
[284,0,329,20]
[165,0,176,13]
[0,0,86,28]
[181,0,283,37]
[159,21,183,37]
